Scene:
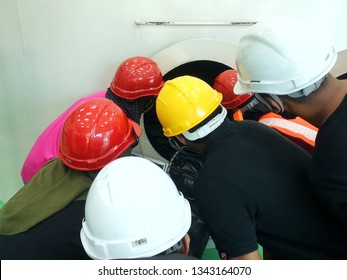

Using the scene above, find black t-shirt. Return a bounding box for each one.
[194,119,347,259]
[0,200,90,260]
[310,94,347,230]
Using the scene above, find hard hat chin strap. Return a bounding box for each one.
[269,94,285,113]
[168,138,201,156]
[244,94,272,113]
[183,106,227,141]
[254,93,284,113]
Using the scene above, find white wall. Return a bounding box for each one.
[1,0,347,203]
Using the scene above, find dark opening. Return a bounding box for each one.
[337,72,347,80]
[144,60,232,160]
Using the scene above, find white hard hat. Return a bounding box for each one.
[80,156,191,259]
[234,17,337,97]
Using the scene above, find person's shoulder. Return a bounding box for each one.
[37,158,67,174]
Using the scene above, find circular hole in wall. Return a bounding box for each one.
[144,60,232,161]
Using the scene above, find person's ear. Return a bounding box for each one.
[178,234,190,255]
[263,96,282,113]
[175,135,188,146]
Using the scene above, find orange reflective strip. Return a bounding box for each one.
[259,113,317,147]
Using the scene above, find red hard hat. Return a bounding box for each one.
[110,56,164,100]
[59,98,142,171]
[213,70,254,110]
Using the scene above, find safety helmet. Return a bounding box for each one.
[213,69,254,109]
[234,17,337,97]
[110,56,164,100]
[156,76,225,140]
[80,156,191,259]
[59,98,142,171]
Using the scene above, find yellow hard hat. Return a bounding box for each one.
[156,76,223,137]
